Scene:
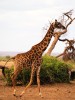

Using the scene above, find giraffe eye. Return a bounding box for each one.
[57,23,61,26]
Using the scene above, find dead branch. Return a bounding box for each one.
[58,38,69,42]
[59,38,75,46]
[63,10,75,28]
[56,52,65,58]
[63,10,73,20]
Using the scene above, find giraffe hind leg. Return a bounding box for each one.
[11,68,21,96]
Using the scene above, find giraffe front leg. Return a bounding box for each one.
[36,66,43,98]
[20,65,35,97]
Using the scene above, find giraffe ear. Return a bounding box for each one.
[55,19,57,23]
[53,19,57,26]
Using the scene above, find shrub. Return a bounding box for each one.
[5,55,71,85]
[5,66,14,85]
[41,55,70,83]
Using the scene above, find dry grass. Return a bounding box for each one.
[0,61,14,68]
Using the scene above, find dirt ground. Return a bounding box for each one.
[0,61,75,100]
[0,72,75,100]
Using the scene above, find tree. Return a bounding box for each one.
[46,10,75,55]
[56,39,75,61]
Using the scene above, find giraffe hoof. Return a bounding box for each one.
[13,93,18,97]
[13,89,17,97]
[20,91,25,97]
[13,94,18,98]
[13,93,18,98]
[39,92,43,98]
[13,93,16,96]
[19,95,22,98]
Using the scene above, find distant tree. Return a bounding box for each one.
[6,56,10,60]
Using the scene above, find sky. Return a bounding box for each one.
[0,0,75,54]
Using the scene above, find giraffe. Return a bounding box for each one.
[5,19,65,97]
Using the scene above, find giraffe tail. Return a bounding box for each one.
[4,57,15,67]
[0,57,15,78]
[0,65,8,78]
[2,67,9,78]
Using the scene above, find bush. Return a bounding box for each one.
[41,55,70,83]
[5,66,14,85]
[5,55,71,85]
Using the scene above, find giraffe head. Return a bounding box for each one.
[53,19,65,29]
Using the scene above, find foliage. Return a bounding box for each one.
[5,66,14,85]
[5,55,71,85]
[41,55,71,83]
[0,56,11,61]
[6,56,11,59]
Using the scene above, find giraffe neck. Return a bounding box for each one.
[38,23,54,52]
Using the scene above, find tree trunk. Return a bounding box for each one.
[46,34,60,55]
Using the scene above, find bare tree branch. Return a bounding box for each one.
[58,38,69,42]
[56,52,65,58]
[63,9,73,20]
[66,18,75,28]
[63,10,75,28]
